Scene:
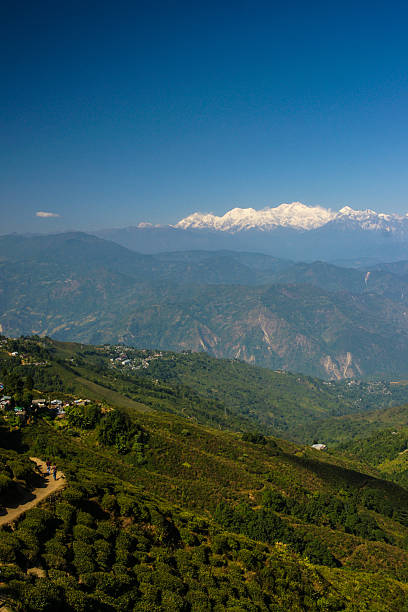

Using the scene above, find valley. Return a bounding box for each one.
[3,233,408,379]
[4,3,408,609]
[2,232,408,610]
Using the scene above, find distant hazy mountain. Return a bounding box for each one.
[95,202,408,261]
[3,232,408,379]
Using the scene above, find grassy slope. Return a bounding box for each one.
[140,350,408,438]
[9,405,408,610]
[6,336,408,441]
[3,337,408,608]
[295,402,408,446]
[19,394,408,575]
[16,413,407,550]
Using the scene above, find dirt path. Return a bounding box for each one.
[0,458,65,527]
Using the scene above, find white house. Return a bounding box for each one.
[311,443,327,451]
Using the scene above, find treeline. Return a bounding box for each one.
[64,406,148,461]
[340,429,408,466]
[214,501,338,567]
[261,488,390,542]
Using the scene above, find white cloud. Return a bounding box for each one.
[36,211,60,218]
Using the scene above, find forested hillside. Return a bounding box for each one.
[337,422,408,492]
[3,233,408,378]
[2,336,408,440]
[2,338,408,609]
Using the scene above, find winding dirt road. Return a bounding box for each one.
[0,458,65,527]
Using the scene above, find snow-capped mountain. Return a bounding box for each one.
[175,202,408,233]
[95,202,408,262]
[332,206,408,233]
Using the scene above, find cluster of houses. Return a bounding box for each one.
[112,353,133,367]
[0,395,11,409]
[0,393,92,422]
[109,347,163,371]
[8,351,49,367]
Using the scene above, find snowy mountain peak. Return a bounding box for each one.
[338,206,357,215]
[176,202,336,232]
[338,206,381,219]
[175,202,408,234]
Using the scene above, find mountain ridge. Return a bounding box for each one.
[3,232,408,379]
[94,203,408,260]
[175,202,408,233]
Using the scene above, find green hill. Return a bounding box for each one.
[293,400,408,446]
[2,337,408,609]
[3,336,408,440]
[335,417,408,491]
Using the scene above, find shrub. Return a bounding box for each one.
[94,538,112,569]
[22,579,63,612]
[101,493,118,514]
[90,572,122,596]
[55,502,76,529]
[115,589,141,611]
[42,552,68,571]
[73,524,96,544]
[152,565,185,594]
[62,487,86,506]
[179,527,199,546]
[186,590,212,610]
[117,493,138,517]
[191,545,210,565]
[0,563,26,581]
[212,534,230,554]
[72,541,96,574]
[9,459,33,483]
[64,587,90,612]
[76,511,94,527]
[44,537,67,558]
[262,489,287,512]
[0,532,19,563]
[242,432,266,445]
[137,582,161,606]
[302,540,339,567]
[0,473,13,495]
[237,548,261,570]
[160,590,187,611]
[97,520,118,541]
[98,410,146,455]
[16,528,40,562]
[115,547,133,566]
[20,508,52,538]
[66,404,101,429]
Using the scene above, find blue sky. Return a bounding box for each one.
[1,0,408,233]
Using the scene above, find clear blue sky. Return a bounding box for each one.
[1,0,408,233]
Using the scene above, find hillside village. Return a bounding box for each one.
[0,337,96,426]
[0,390,93,426]
[107,345,164,371]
